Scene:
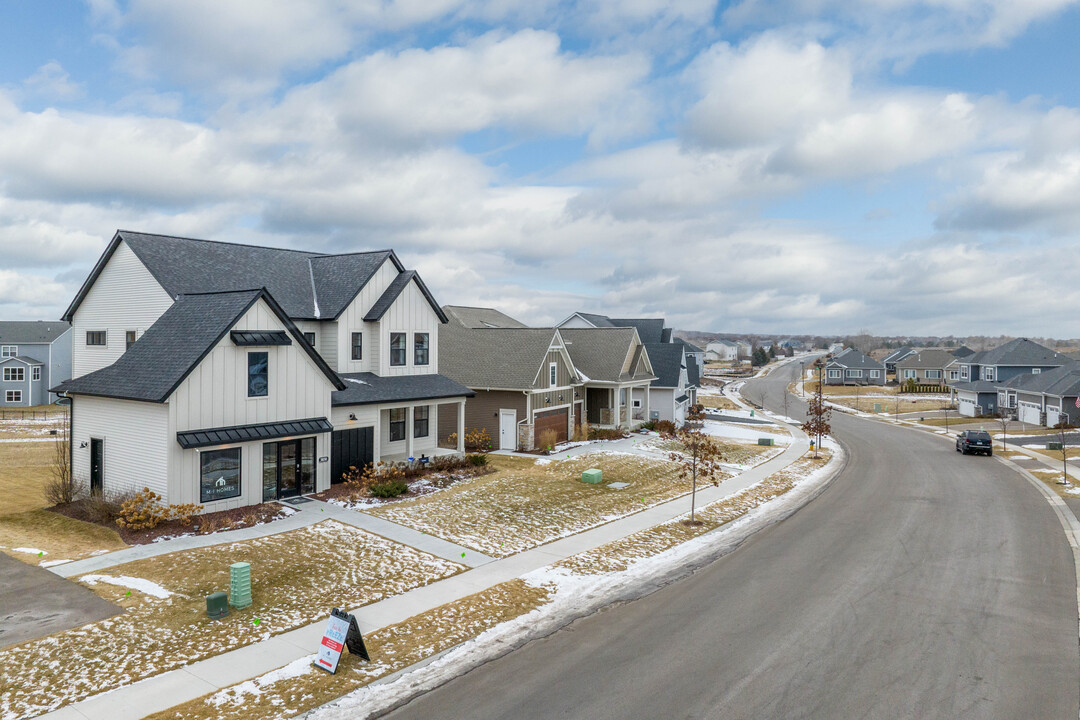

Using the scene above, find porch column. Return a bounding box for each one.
[643,384,650,424]
[405,405,414,459]
[457,401,465,454]
[373,409,382,464]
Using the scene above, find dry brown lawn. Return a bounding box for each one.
[367,453,693,558]
[830,396,952,413]
[698,395,741,411]
[0,440,58,514]
[146,579,550,720]
[0,520,464,719]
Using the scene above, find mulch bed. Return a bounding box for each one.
[312,464,495,506]
[49,500,294,545]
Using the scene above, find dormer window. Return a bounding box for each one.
[390,333,406,366]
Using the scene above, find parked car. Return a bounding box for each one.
[956,430,993,456]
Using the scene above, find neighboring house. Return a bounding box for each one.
[442,305,528,329]
[955,338,1069,384]
[559,327,656,430]
[953,381,1001,418]
[674,338,706,367]
[705,339,739,362]
[0,321,72,407]
[951,345,975,359]
[55,231,472,510]
[827,343,845,354]
[894,350,957,386]
[824,348,885,386]
[881,347,916,374]
[639,343,697,425]
[439,319,582,451]
[779,338,804,350]
[996,361,1080,427]
[557,312,669,344]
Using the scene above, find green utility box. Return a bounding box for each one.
[873,403,882,412]
[206,592,229,619]
[1049,442,1064,451]
[581,468,603,484]
[230,562,252,609]
[757,438,774,446]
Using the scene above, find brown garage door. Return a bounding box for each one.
[534,408,569,446]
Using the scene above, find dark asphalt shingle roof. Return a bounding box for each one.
[609,318,666,344]
[952,345,975,358]
[332,373,473,406]
[953,380,1001,393]
[645,343,685,389]
[964,338,1066,368]
[560,328,654,383]
[1002,361,1080,398]
[442,306,528,329]
[686,354,700,388]
[439,325,566,389]
[363,271,448,324]
[56,289,344,402]
[574,313,615,327]
[0,321,71,344]
[676,338,704,354]
[309,252,395,319]
[827,349,884,371]
[895,349,957,370]
[0,355,44,366]
[882,347,915,365]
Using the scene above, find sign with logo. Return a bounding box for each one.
[314,608,370,674]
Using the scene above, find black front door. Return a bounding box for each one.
[278,441,299,497]
[262,437,317,501]
[90,438,104,496]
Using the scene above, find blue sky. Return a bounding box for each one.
[2,0,1080,337]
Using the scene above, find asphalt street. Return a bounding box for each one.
[384,360,1080,719]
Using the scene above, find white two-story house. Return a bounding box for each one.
[56,231,472,510]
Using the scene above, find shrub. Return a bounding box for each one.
[169,503,203,526]
[537,428,559,452]
[369,480,409,498]
[640,420,657,431]
[428,455,469,473]
[467,453,489,466]
[116,488,170,530]
[655,420,677,435]
[571,421,590,443]
[588,427,627,441]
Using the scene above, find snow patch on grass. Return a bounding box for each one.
[80,574,174,599]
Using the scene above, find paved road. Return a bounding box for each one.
[384,360,1079,719]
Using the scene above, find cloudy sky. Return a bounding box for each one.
[1,0,1079,336]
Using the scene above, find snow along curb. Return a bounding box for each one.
[305,439,847,720]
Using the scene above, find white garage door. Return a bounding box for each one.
[1018,402,1041,425]
[958,397,977,417]
[1047,406,1061,428]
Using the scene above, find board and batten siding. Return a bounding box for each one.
[166,299,336,510]
[72,395,169,498]
[532,349,575,390]
[378,281,441,377]
[335,259,398,374]
[72,241,174,378]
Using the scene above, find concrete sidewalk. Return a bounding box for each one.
[42,432,810,720]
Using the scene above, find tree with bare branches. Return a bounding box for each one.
[802,361,832,459]
[662,405,725,525]
[1055,418,1073,485]
[996,403,1013,452]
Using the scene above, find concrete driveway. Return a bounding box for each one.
[0,552,121,649]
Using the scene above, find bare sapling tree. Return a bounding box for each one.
[802,362,833,459]
[781,389,792,422]
[1056,418,1073,485]
[662,405,724,525]
[996,402,1012,452]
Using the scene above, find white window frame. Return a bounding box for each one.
[949,370,960,380]
[549,362,557,388]
[961,366,969,379]
[926,370,942,380]
[0,345,15,358]
[847,369,863,378]
[1032,368,1041,375]
[902,369,916,379]
[870,369,880,378]
[32,366,41,381]
[983,367,996,381]
[3,367,25,382]
[827,369,842,379]
[5,390,21,403]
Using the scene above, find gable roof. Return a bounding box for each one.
[442,306,528,329]
[895,349,957,370]
[953,380,1001,394]
[951,345,975,358]
[608,318,666,344]
[0,321,71,345]
[559,327,655,384]
[0,355,44,366]
[62,231,445,323]
[569,312,616,328]
[676,338,704,354]
[362,271,449,324]
[881,347,915,364]
[645,343,685,388]
[333,373,474,406]
[439,325,571,389]
[56,289,344,402]
[1001,361,1080,398]
[827,349,884,371]
[686,354,700,388]
[961,338,1066,368]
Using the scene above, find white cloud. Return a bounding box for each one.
[23,61,84,102]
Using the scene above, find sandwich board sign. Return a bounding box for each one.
[314,608,370,674]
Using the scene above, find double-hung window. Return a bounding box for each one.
[5,390,21,403]
[828,369,841,379]
[903,369,916,379]
[413,406,429,438]
[248,352,269,397]
[351,332,362,361]
[389,408,406,441]
[414,333,429,366]
[32,366,40,381]
[3,367,24,381]
[0,346,15,358]
[390,333,406,366]
[86,331,106,347]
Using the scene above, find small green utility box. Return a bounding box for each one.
[581,468,603,484]
[230,562,252,609]
[1049,442,1064,451]
[206,592,229,620]
[873,403,882,412]
[758,438,774,446]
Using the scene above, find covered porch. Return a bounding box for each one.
[584,381,651,430]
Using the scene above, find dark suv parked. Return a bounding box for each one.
[956,430,993,456]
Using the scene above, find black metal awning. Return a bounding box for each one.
[177,417,333,449]
[230,330,292,346]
